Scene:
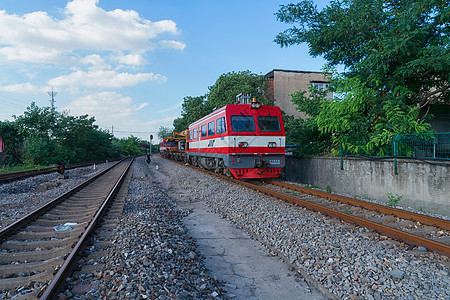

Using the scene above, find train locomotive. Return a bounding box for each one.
[184,99,285,179]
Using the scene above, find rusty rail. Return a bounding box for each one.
[266,180,450,231]
[175,160,450,257]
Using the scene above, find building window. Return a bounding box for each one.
[312,82,329,90]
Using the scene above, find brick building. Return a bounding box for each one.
[265,69,331,119]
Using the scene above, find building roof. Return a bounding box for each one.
[265,69,328,78]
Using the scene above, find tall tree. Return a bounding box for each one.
[208,70,272,108]
[173,96,212,132]
[275,0,449,155]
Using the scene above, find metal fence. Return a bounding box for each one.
[394,132,450,160]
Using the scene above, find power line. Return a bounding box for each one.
[0,98,28,110]
[114,130,158,134]
[0,93,31,105]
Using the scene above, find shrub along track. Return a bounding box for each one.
[171,159,450,257]
[0,158,133,299]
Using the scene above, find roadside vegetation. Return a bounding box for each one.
[0,103,149,169]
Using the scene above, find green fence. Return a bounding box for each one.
[394,132,450,160]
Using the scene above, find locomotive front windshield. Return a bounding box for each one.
[231,115,255,132]
[258,116,281,132]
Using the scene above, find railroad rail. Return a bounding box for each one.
[167,158,450,257]
[0,158,133,299]
[0,159,121,184]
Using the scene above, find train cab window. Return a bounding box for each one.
[216,117,226,134]
[201,124,207,137]
[231,115,255,132]
[208,121,215,136]
[193,128,197,139]
[258,116,281,132]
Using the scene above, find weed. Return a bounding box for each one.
[204,184,209,188]
[343,210,352,214]
[305,185,319,189]
[292,191,298,196]
[386,193,403,207]
[326,185,332,193]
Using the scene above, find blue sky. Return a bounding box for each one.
[0,0,329,141]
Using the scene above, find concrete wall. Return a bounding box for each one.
[285,157,450,217]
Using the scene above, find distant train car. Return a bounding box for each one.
[160,136,185,160]
[186,99,285,179]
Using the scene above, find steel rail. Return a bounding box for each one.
[266,180,450,231]
[40,158,134,299]
[0,158,124,184]
[176,161,450,257]
[0,159,123,241]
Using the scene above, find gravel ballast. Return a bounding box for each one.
[1,157,449,299]
[154,156,449,300]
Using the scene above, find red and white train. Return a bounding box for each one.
[185,99,285,179]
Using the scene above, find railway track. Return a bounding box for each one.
[174,160,450,257]
[0,159,120,184]
[0,158,133,299]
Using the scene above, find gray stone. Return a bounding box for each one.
[391,269,406,279]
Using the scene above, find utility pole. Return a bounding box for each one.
[47,87,57,110]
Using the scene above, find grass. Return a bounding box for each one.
[0,164,50,174]
[305,185,319,189]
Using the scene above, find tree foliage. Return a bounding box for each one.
[173,71,269,132]
[275,0,449,155]
[208,70,272,108]
[157,126,174,140]
[0,103,146,166]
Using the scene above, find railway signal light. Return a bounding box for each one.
[57,162,65,175]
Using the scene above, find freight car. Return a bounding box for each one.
[185,99,285,179]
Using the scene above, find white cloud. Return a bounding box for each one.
[48,69,166,89]
[0,0,186,65]
[0,82,41,93]
[158,40,187,50]
[64,91,148,118]
[111,53,147,66]
[80,54,109,70]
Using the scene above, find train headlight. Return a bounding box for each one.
[238,142,249,148]
[268,142,277,148]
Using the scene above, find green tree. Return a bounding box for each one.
[173,96,212,132]
[157,126,173,140]
[1,103,121,165]
[0,120,24,165]
[116,136,144,156]
[208,70,272,108]
[275,0,449,155]
[173,71,272,132]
